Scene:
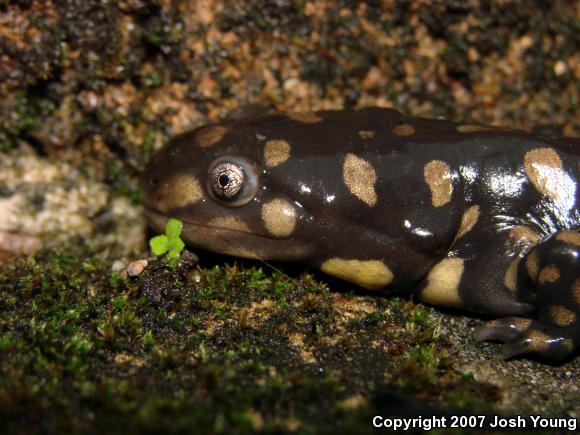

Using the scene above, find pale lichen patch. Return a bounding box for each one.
[0,232,43,256]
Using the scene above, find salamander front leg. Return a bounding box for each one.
[475,231,580,360]
[474,317,575,359]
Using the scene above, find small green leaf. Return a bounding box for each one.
[166,249,181,264]
[165,218,183,240]
[150,235,169,255]
[168,237,185,255]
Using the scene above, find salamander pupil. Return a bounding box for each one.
[219,174,229,187]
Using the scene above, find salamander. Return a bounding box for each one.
[141,107,580,360]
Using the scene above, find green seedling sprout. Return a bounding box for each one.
[149,218,185,264]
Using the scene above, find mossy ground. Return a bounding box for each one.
[0,246,501,433]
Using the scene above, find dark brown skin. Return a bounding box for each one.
[141,107,580,360]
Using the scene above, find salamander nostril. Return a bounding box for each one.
[150,178,159,186]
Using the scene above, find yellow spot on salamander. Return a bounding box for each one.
[504,257,520,293]
[261,198,297,238]
[572,277,580,304]
[207,216,251,233]
[194,125,228,147]
[392,123,415,136]
[457,125,501,133]
[220,246,260,260]
[508,225,540,251]
[511,318,532,331]
[423,160,453,207]
[537,264,560,285]
[264,139,291,167]
[525,251,540,280]
[556,231,580,246]
[156,174,203,211]
[287,112,322,124]
[358,130,375,139]
[453,205,480,243]
[483,317,532,334]
[548,305,576,327]
[342,153,377,207]
[526,330,552,351]
[523,148,576,209]
[320,258,393,290]
[420,258,464,307]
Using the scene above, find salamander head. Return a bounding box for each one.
[140,119,320,261]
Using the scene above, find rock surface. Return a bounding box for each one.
[0,1,578,433]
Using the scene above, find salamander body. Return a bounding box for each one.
[141,107,580,360]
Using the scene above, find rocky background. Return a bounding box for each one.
[0,1,578,433]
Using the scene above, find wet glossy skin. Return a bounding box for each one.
[141,107,580,360]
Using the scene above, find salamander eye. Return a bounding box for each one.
[207,156,259,207]
[210,162,245,199]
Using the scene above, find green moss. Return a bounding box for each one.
[0,332,14,351]
[104,161,142,203]
[144,72,164,88]
[0,92,56,151]
[407,306,431,327]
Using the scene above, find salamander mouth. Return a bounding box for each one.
[144,207,271,239]
[143,207,313,261]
